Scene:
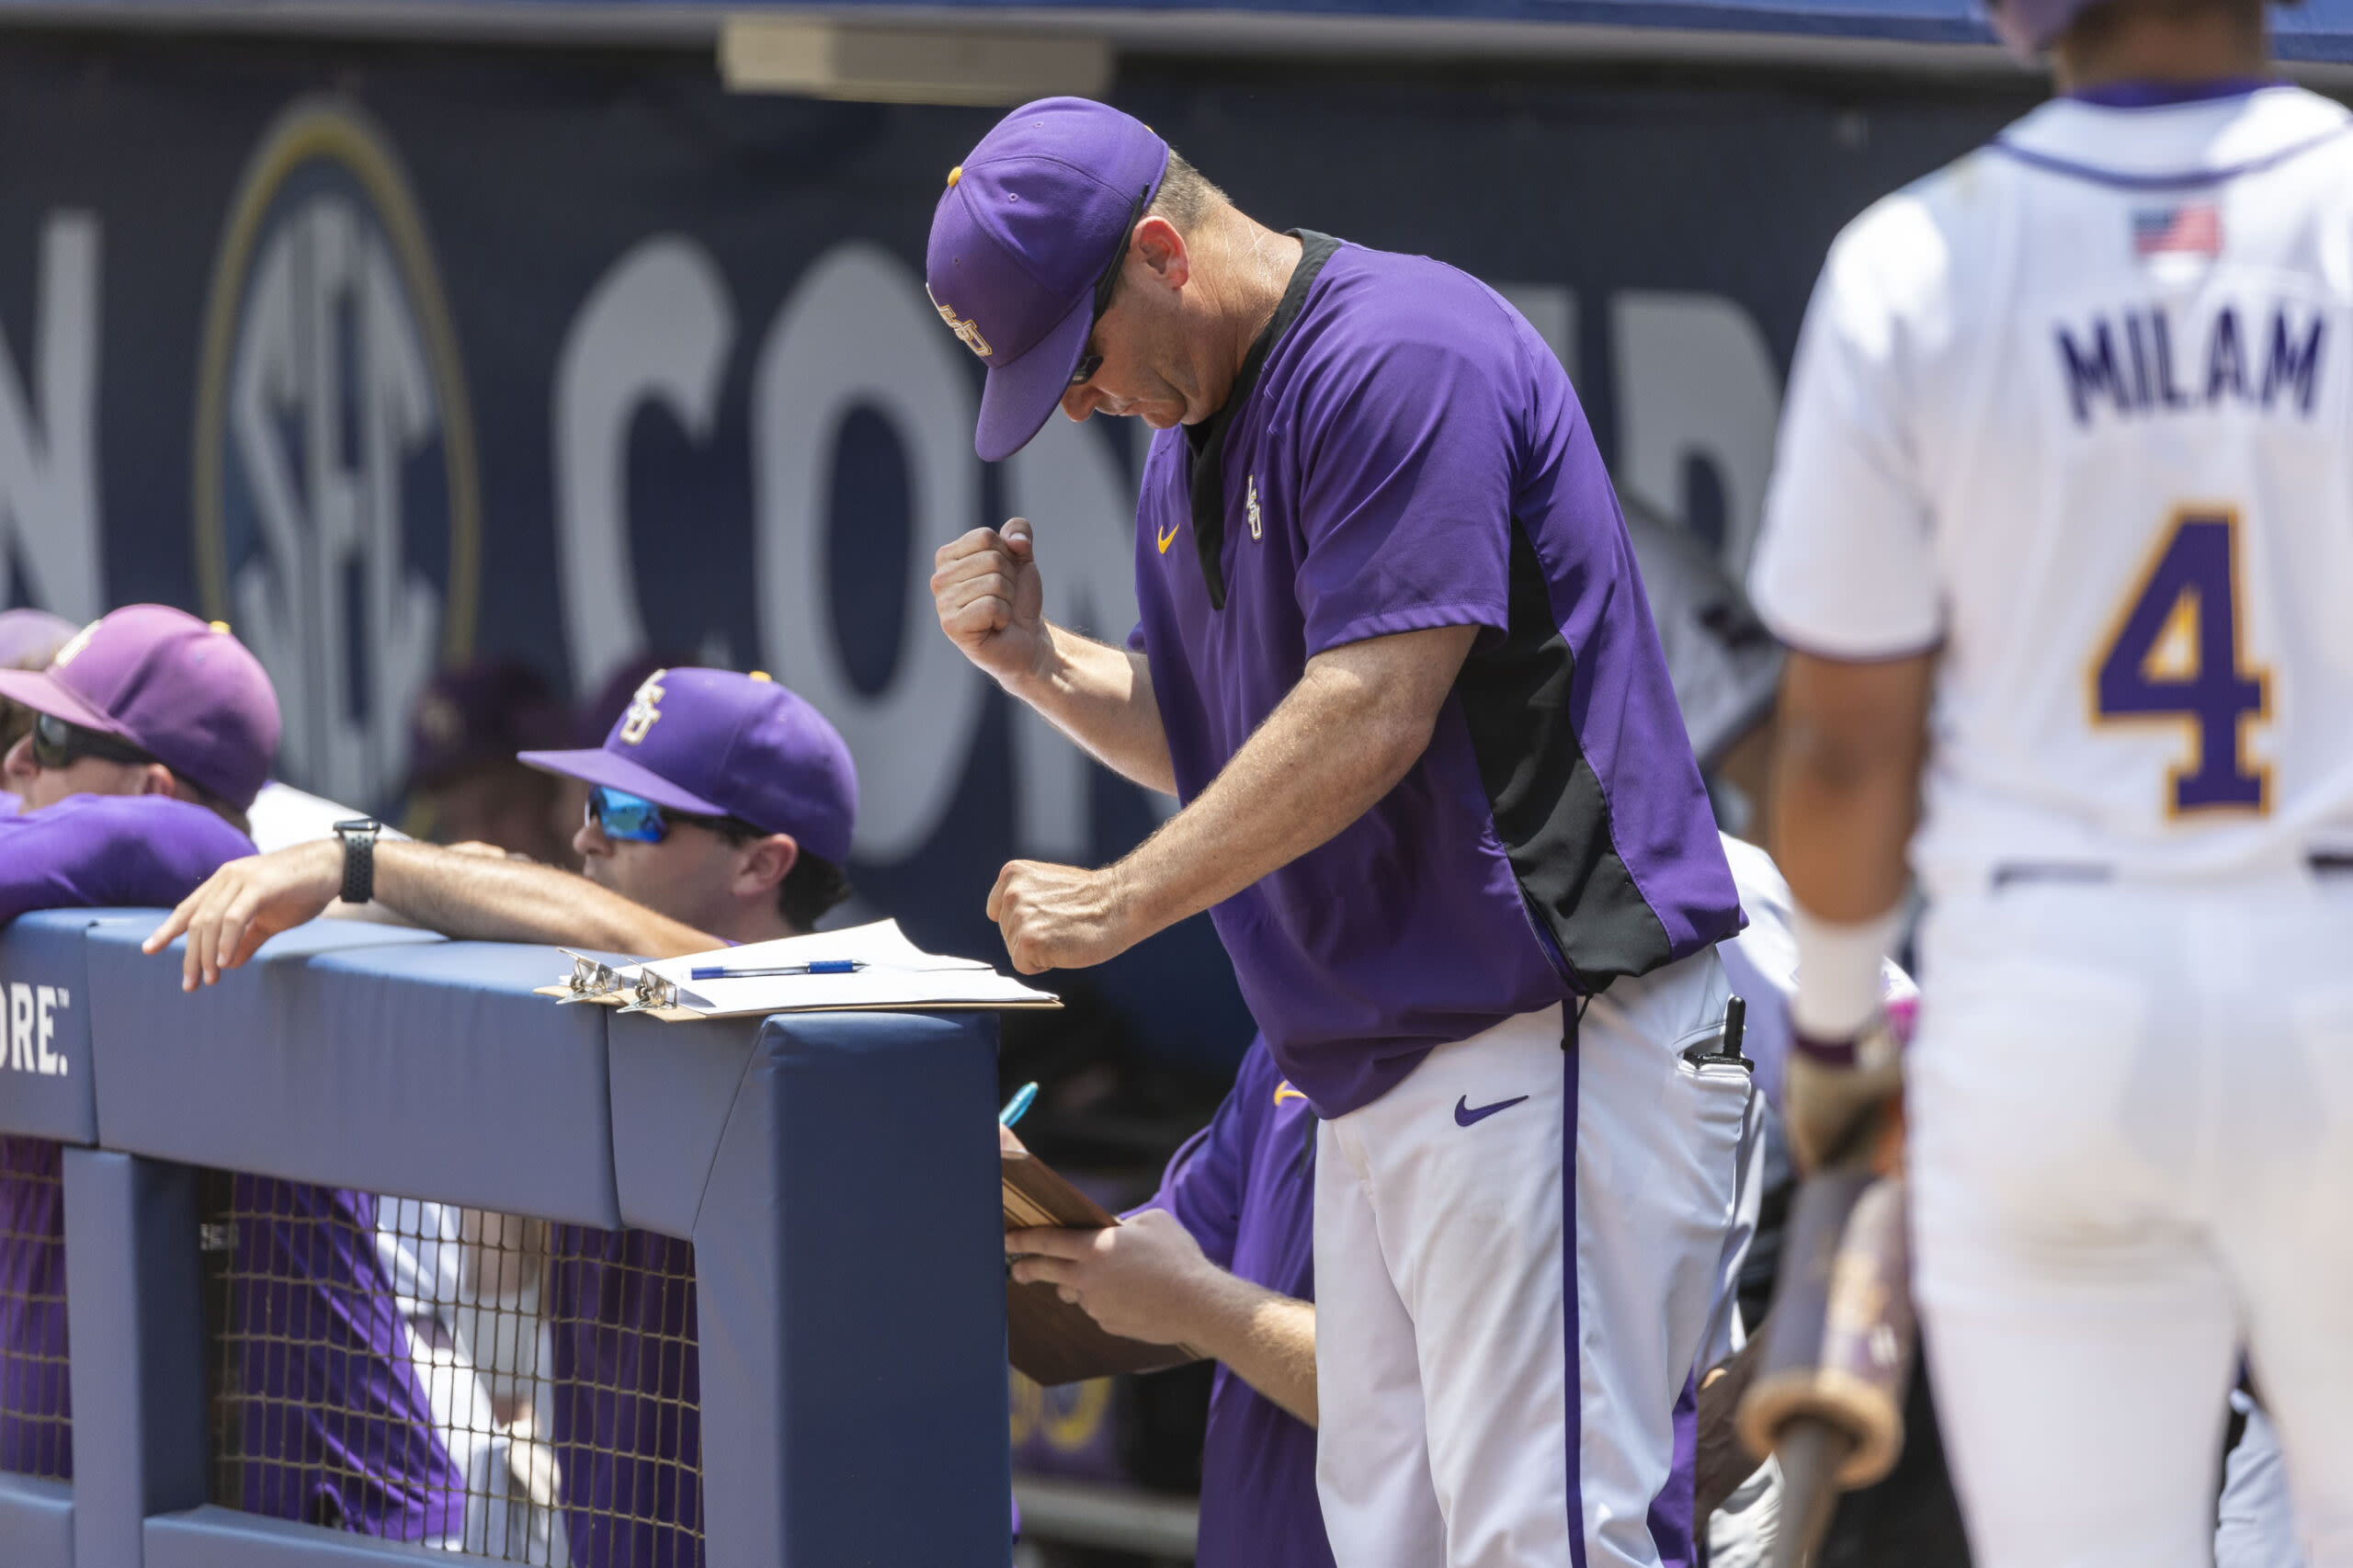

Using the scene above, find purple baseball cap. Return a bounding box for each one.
[0,604,280,809]
[518,666,858,866]
[0,608,76,672]
[926,97,1169,462]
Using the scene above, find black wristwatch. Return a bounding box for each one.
[333,819,380,904]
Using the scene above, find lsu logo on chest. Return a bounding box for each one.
[1158,472,1266,556]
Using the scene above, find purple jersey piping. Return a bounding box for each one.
[1989,121,2351,190]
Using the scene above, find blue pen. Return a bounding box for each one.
[688,959,864,981]
[999,1081,1040,1127]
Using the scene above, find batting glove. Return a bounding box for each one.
[1785,994,1914,1173]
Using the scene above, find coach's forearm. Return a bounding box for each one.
[1004,621,1177,796]
[1110,623,1478,940]
[1768,650,1935,922]
[372,843,719,957]
[1179,1277,1319,1428]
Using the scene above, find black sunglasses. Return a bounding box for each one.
[1069,187,1150,389]
[29,710,153,771]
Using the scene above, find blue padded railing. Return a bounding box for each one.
[0,909,1010,1568]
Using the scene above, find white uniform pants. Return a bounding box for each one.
[1313,948,1752,1568]
[2218,1392,2305,1568]
[1910,878,2353,1568]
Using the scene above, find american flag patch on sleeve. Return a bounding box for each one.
[2133,202,2222,257]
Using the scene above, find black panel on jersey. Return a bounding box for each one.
[1454,520,1675,993]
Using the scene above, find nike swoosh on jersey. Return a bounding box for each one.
[1453,1094,1529,1128]
[1273,1083,1308,1108]
[1156,520,1180,553]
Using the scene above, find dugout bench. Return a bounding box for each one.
[0,908,1010,1568]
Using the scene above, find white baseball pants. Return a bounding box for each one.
[1313,948,1753,1568]
[2218,1392,2305,1568]
[1910,877,2353,1568]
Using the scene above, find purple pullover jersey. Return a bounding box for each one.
[1141,1036,1332,1568]
[0,793,460,1539]
[1131,235,1741,1118]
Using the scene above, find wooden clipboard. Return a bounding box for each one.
[1003,1149,1201,1386]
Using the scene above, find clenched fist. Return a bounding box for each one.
[987,858,1141,974]
[933,517,1048,688]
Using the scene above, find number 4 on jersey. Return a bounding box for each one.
[2093,511,2270,815]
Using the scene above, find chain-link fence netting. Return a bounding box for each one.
[0,1135,71,1481]
[202,1172,704,1568]
[545,1224,704,1568]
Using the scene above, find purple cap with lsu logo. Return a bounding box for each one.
[926,97,1169,462]
[517,666,858,867]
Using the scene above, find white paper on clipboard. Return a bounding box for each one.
[540,919,1062,1019]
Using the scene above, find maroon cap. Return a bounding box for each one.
[404,658,569,795]
[926,97,1169,462]
[0,605,280,809]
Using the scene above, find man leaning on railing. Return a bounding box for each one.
[0,605,465,1538]
[149,665,859,1568]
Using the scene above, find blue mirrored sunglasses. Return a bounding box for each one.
[586,785,754,845]
[585,785,676,844]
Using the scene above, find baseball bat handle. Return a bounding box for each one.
[1738,1175,1917,1489]
[1769,1417,1855,1568]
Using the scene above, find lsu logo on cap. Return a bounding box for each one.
[51,620,98,669]
[619,669,668,745]
[926,284,993,359]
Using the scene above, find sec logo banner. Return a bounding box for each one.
[192,97,479,809]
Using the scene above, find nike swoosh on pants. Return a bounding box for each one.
[1453,1094,1529,1128]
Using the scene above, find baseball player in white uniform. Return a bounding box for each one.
[1748,1,2353,1563]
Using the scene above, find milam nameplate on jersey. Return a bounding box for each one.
[0,909,113,1144]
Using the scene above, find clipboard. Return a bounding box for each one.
[1003,1149,1201,1387]
[532,923,1063,1019]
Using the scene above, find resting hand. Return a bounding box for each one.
[1006,1209,1216,1346]
[987,859,1139,974]
[142,840,343,992]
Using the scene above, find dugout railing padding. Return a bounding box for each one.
[0,908,1010,1568]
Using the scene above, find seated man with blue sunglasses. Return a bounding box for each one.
[148,665,858,1568]
[152,665,856,978]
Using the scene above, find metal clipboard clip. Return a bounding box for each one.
[617,972,682,1015]
[556,949,628,1005]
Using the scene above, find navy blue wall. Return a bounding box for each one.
[0,35,2044,1065]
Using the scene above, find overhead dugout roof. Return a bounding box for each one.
[0,0,2347,69]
